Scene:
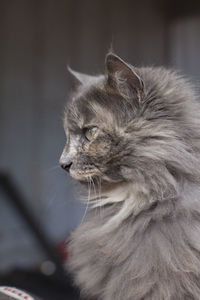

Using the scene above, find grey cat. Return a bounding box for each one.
[60,53,200,300]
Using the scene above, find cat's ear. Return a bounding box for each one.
[105,53,144,102]
[68,66,95,87]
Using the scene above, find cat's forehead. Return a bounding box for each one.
[64,84,121,131]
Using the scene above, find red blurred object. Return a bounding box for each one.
[54,240,68,261]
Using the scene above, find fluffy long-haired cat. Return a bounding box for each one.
[60,53,200,300]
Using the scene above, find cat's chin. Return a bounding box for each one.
[69,169,123,187]
[69,170,100,182]
[70,174,114,189]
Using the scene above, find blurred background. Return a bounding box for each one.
[0,0,200,299]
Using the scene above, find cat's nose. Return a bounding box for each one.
[61,161,73,172]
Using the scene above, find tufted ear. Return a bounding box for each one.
[105,53,144,102]
[67,66,96,87]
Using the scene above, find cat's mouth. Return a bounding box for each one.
[69,168,101,182]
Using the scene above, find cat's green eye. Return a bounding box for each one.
[84,126,98,141]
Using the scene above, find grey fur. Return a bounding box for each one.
[61,53,200,299]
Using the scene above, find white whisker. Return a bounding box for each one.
[90,177,97,198]
[97,177,103,217]
[45,165,60,173]
[80,176,91,224]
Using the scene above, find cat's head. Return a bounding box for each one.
[60,53,200,196]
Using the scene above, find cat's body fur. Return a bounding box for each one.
[69,182,200,300]
[60,54,200,299]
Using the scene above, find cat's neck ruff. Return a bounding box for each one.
[86,181,154,212]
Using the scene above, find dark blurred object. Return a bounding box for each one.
[0,173,80,300]
[162,0,200,18]
[0,270,79,300]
